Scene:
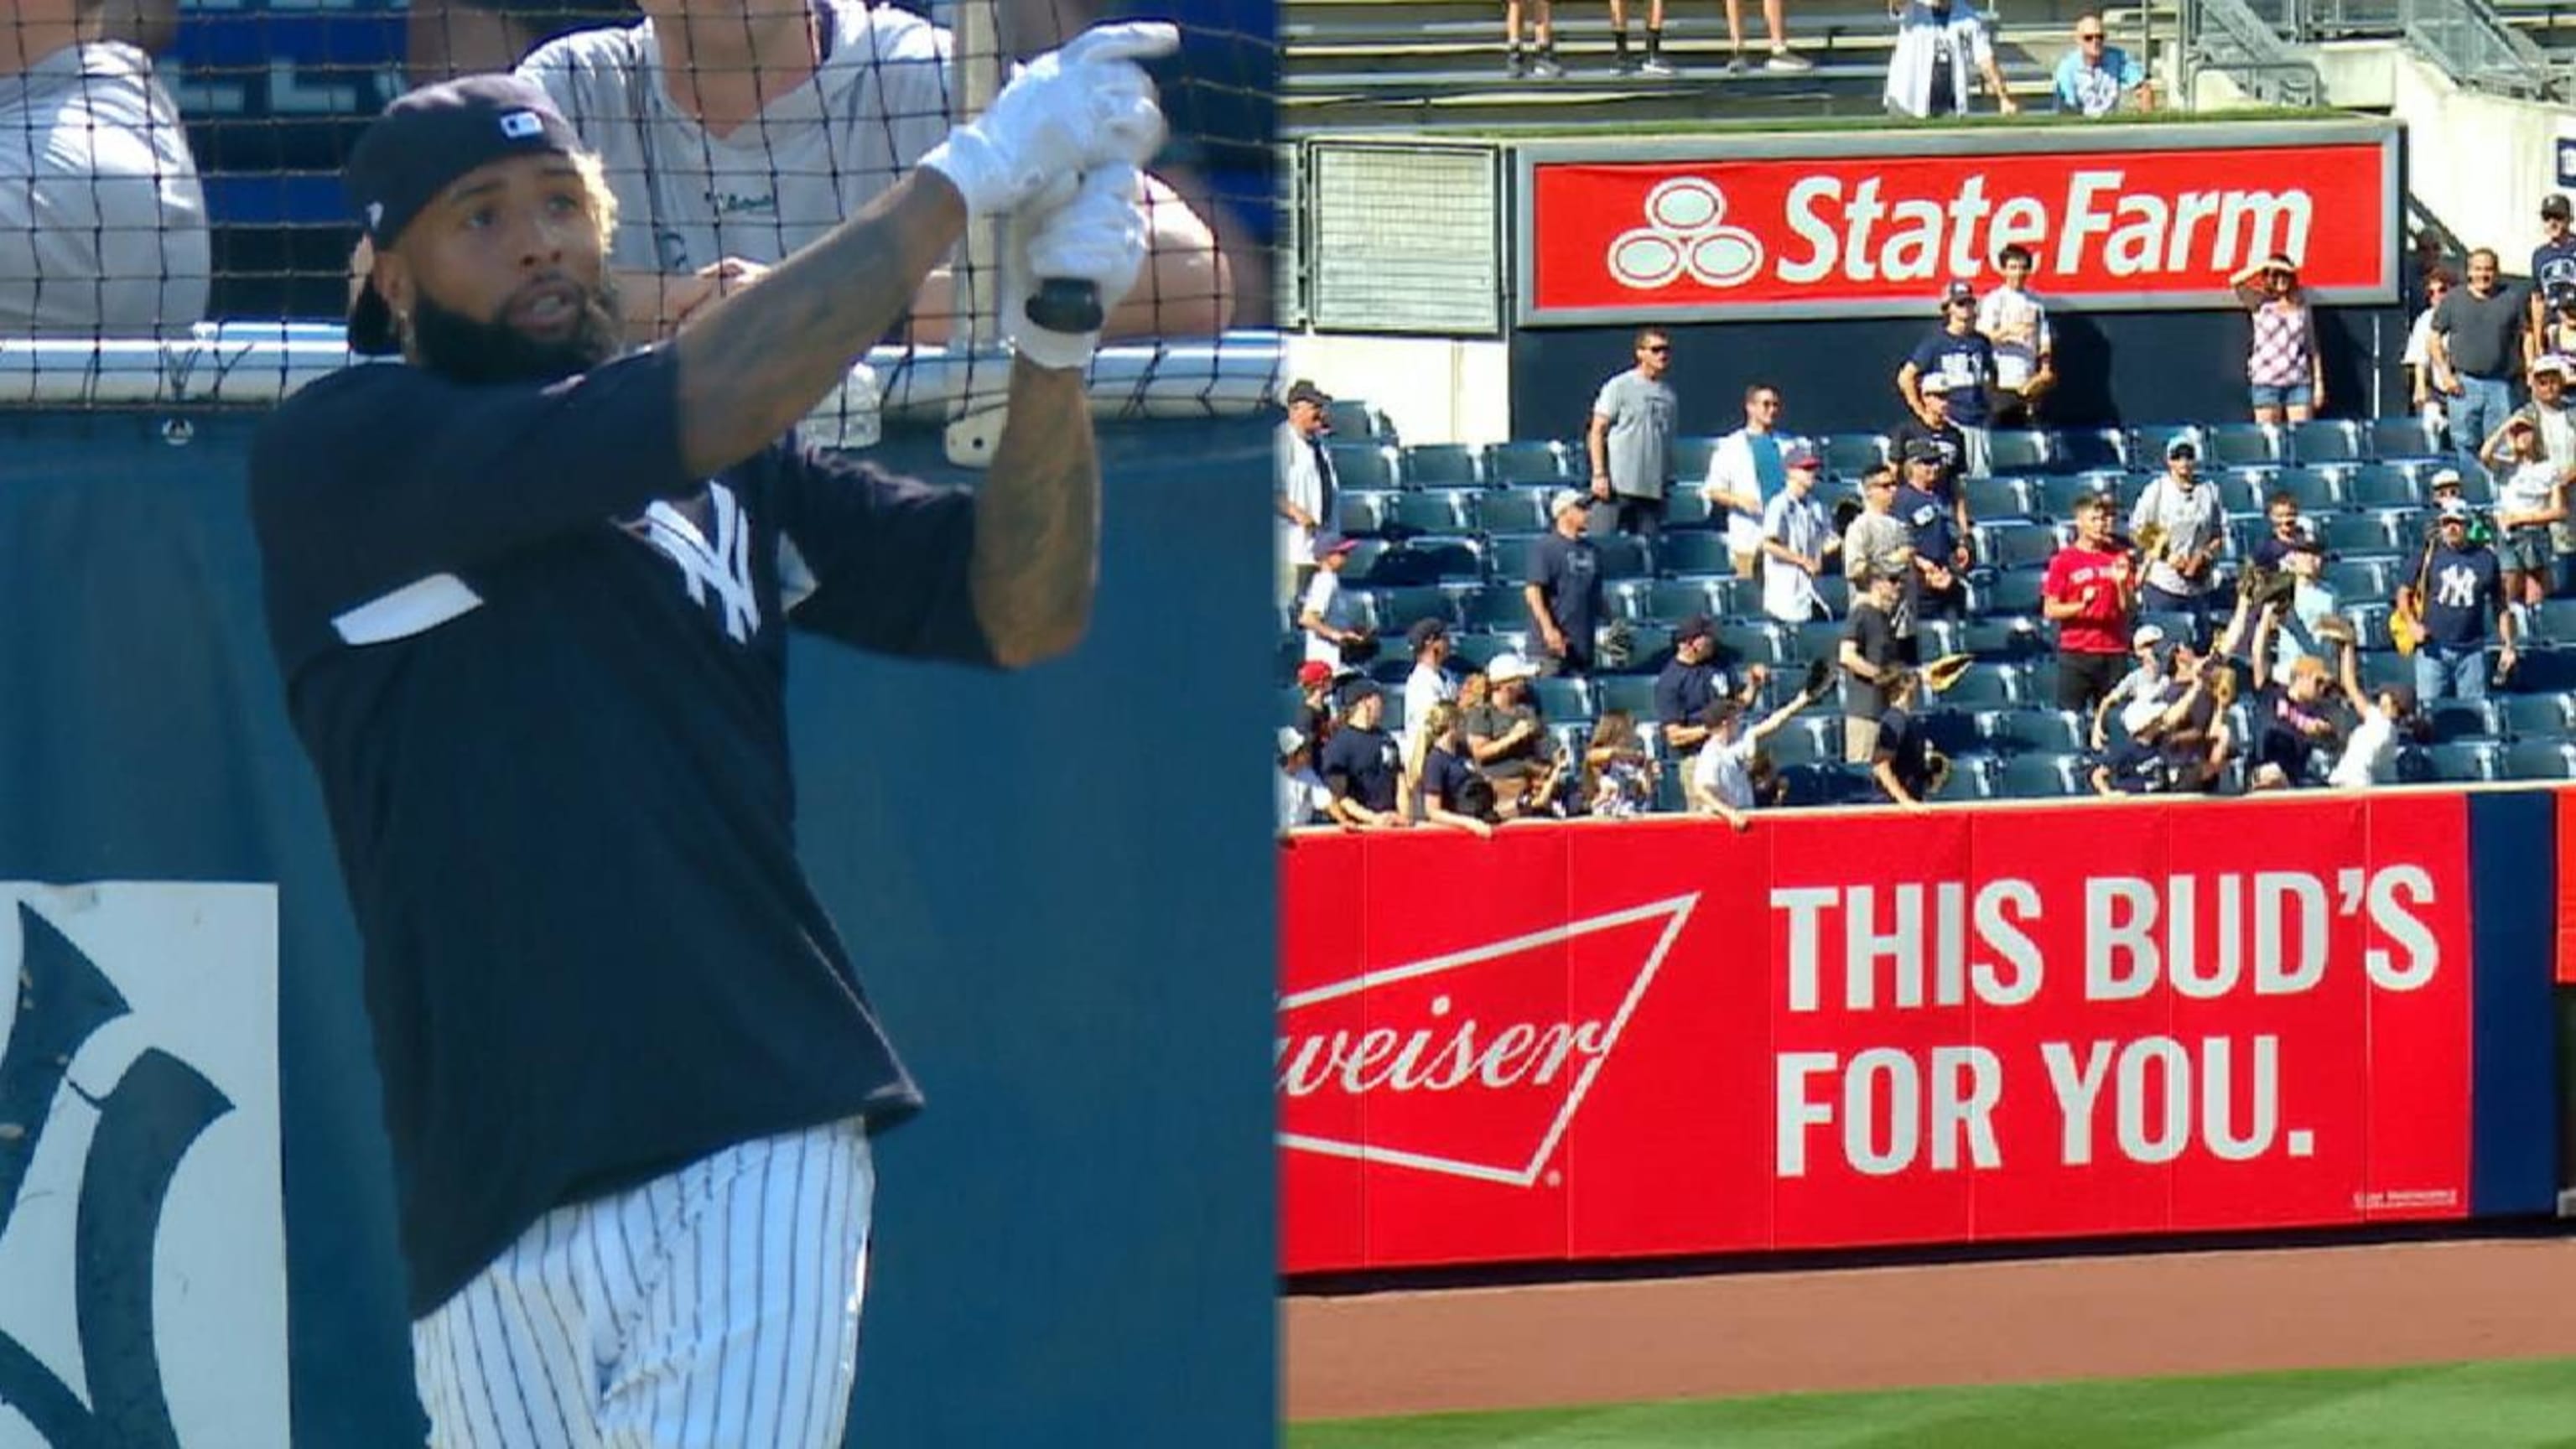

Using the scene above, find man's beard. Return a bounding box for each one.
[410,275,625,385]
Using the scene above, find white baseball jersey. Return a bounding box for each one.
[413,1119,875,1449]
[516,1,953,275]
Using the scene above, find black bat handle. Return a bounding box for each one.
[1026,277,1104,335]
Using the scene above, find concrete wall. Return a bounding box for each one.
[1281,334,1515,443]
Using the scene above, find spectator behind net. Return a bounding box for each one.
[0,0,207,336]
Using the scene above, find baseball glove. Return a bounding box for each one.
[2314,613,2357,649]
[2133,521,2168,561]
[1923,652,1976,694]
[1924,745,1954,798]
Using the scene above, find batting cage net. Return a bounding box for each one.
[0,0,1278,424]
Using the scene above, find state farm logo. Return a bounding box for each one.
[1608,178,1763,291]
[1275,894,1696,1187]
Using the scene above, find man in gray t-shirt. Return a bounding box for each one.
[1841,463,1919,656]
[2430,248,2529,475]
[1587,327,1679,538]
[0,38,208,336]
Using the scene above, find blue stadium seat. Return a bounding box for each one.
[1340,539,1395,584]
[2320,512,2403,558]
[2345,465,2426,510]
[1386,490,1474,536]
[1715,621,1788,666]
[2271,469,2346,512]
[2534,600,2576,637]
[1453,631,1527,671]
[2342,603,2394,652]
[1618,625,1676,674]
[1327,442,1400,491]
[1462,584,1531,631]
[1966,476,2035,519]
[2503,691,2576,738]
[2025,657,2061,703]
[1484,440,1571,484]
[2217,468,2274,516]
[1964,615,2050,658]
[1976,520,2060,571]
[1938,666,2023,709]
[1532,678,1595,723]
[1657,532,1733,578]
[1672,435,1721,484]
[2030,475,2115,518]
[1388,537,1486,584]
[1815,574,1852,617]
[1824,434,1889,479]
[2371,416,2444,461]
[1779,762,1857,807]
[1626,579,1720,623]
[2205,423,2284,466]
[1973,571,2049,615]
[1400,443,1480,488]
[1326,400,1384,442]
[1764,717,1834,767]
[1665,488,1717,527]
[1594,537,1654,580]
[2358,651,2416,695]
[1337,491,1395,536]
[1944,756,2002,800]
[2451,467,2497,506]
[2425,698,2504,742]
[1994,751,2084,798]
[2289,420,2366,465]
[1472,489,1552,534]
[1787,618,1844,663]
[1979,708,2087,754]
[2425,740,2504,783]
[1986,429,2053,474]
[1708,577,1761,620]
[1917,619,1969,661]
[2325,558,2397,600]
[1359,587,1457,634]
[2049,428,2129,474]
[1917,709,1985,757]
[1488,531,1547,577]
[2505,739,2576,779]
[1595,675,1660,719]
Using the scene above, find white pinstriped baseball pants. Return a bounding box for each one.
[413,1119,875,1449]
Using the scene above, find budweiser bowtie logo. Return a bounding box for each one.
[1276,894,1697,1187]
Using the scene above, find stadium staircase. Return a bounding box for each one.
[1282,401,2576,808]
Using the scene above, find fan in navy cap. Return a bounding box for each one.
[250,24,1178,1449]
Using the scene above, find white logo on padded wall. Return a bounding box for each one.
[0,885,288,1449]
[1608,178,1765,291]
[500,110,544,139]
[1275,895,1696,1187]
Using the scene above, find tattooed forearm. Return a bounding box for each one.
[972,357,1100,667]
[673,174,966,479]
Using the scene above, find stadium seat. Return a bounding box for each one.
[1764,718,1832,767]
[1337,491,1394,536]
[1814,574,1852,617]
[1779,763,1857,808]
[1707,577,1760,620]
[1656,532,1733,578]
[1917,619,1968,661]
[1979,708,2087,754]
[1326,400,1383,442]
[2502,691,2576,738]
[2325,558,2397,600]
[2216,469,2273,516]
[1462,584,1531,631]
[2423,697,2503,742]
[2025,657,2061,703]
[1966,476,2035,519]
[1665,488,1716,527]
[2029,475,2111,518]
[1715,621,1787,666]
[1994,751,2083,798]
[1385,490,1474,536]
[1487,531,1546,577]
[1618,625,1675,673]
[2049,428,2129,474]
[1976,521,2059,572]
[2358,651,2415,695]
[1400,443,1479,488]
[1453,631,1527,671]
[2505,739,2576,779]
[1595,675,1659,719]
[1627,579,1719,623]
[1483,440,1571,484]
[1986,429,2053,474]
[1786,618,1844,663]
[1360,586,1457,634]
[1594,537,1654,580]
[1327,442,1400,491]
[1339,539,1395,584]
[2448,466,2496,505]
[1964,615,2049,658]
[1672,435,1720,483]
[2341,603,2393,652]
[2271,469,2346,512]
[2371,416,2444,460]
[2344,465,2426,510]
[2204,423,2284,466]
[2534,600,2576,638]
[2289,419,2366,465]
[1938,666,2023,709]
[2320,512,2403,558]
[1389,537,1487,584]
[1532,677,1594,723]
[1472,488,1552,534]
[1973,571,2049,615]
[2425,740,2504,783]
[1823,434,1889,479]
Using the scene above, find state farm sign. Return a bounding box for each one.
[1515,124,2401,323]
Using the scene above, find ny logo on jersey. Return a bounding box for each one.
[631,482,761,643]
[2434,562,2481,610]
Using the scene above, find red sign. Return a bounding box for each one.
[1280,796,2473,1274]
[1521,132,2397,321]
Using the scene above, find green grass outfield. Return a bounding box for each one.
[1289,1358,2576,1447]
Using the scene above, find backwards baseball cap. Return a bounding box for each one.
[1548,487,1592,517]
[1296,659,1334,687]
[2429,465,2464,491]
[1903,436,1946,463]
[1486,652,1538,683]
[2532,353,2573,378]
[1312,532,1360,562]
[2546,193,2573,221]
[1406,615,1450,650]
[1673,612,1716,645]
[2164,434,2199,460]
[1940,279,1977,308]
[343,74,587,356]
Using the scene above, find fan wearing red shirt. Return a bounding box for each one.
[2042,491,2141,710]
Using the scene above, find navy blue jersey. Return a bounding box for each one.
[2418,543,2501,647]
[250,347,993,1318]
[1908,330,1997,426]
[1320,724,1401,810]
[1416,744,1478,812]
[1527,532,1603,650]
[1893,484,1958,563]
[1654,657,1719,733]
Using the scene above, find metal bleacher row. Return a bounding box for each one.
[1285,401,2576,806]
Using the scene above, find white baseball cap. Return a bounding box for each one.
[1487,652,1538,683]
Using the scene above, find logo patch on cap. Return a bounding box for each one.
[365,201,383,231]
[499,111,544,139]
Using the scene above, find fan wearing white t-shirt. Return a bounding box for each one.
[2327,633,2414,788]
[1687,675,1829,828]
[1758,449,1839,622]
[1976,244,2056,425]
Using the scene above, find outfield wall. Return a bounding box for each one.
[1279,792,2564,1275]
[0,408,1279,1449]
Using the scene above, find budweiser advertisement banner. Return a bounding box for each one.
[1279,793,2516,1275]
[1514,122,2401,324]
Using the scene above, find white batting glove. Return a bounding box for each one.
[918,22,1177,220]
[1001,165,1148,371]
